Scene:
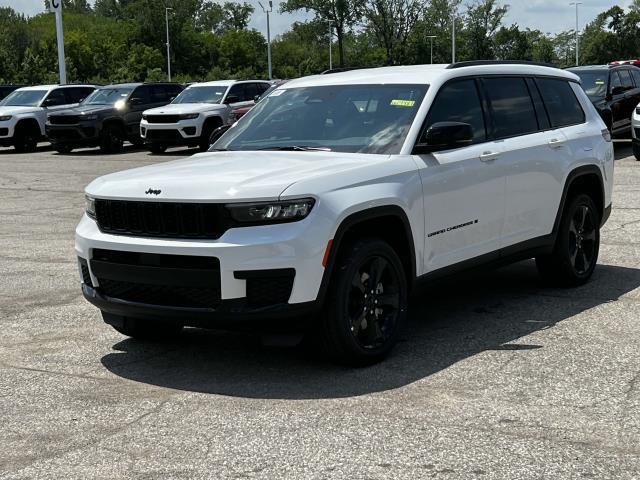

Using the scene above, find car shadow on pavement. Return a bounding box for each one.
[100,260,640,399]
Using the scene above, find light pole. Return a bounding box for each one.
[451,11,456,64]
[259,1,273,80]
[570,2,582,66]
[426,35,436,64]
[328,21,333,70]
[165,7,173,81]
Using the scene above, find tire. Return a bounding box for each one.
[102,312,182,341]
[54,144,73,154]
[315,238,408,366]
[536,193,600,287]
[99,123,125,153]
[148,144,167,154]
[13,125,39,153]
[200,119,222,151]
[633,143,640,161]
[130,136,144,147]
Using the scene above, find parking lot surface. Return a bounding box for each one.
[0,143,639,479]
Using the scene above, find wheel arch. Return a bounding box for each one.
[554,165,606,233]
[316,205,417,304]
[15,117,42,136]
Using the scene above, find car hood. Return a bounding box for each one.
[86,151,388,201]
[143,103,226,115]
[0,106,41,116]
[50,105,117,116]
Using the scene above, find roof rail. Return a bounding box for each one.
[320,66,380,75]
[446,60,558,69]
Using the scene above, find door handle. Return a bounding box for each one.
[548,138,565,148]
[479,151,499,162]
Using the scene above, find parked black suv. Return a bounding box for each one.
[568,65,640,137]
[0,85,25,101]
[45,82,184,153]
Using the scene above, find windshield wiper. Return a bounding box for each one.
[258,145,332,152]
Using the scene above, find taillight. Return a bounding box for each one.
[601,128,612,142]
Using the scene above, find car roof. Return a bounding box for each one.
[569,65,632,71]
[15,84,96,92]
[187,80,271,88]
[284,63,578,89]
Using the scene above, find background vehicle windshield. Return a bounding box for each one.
[83,87,133,105]
[172,86,227,104]
[215,84,428,154]
[0,90,48,107]
[574,71,608,98]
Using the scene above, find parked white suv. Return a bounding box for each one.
[77,62,614,365]
[139,80,271,153]
[0,84,96,152]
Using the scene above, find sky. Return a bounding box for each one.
[0,0,633,38]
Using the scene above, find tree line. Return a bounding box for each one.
[0,0,639,85]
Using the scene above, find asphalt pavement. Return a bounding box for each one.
[0,143,638,479]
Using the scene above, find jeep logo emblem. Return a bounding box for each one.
[145,189,161,195]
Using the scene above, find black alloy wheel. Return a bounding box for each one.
[568,204,597,275]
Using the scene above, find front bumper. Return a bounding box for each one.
[75,212,329,324]
[46,122,100,147]
[140,119,202,146]
[0,121,16,145]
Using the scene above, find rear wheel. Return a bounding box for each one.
[100,123,124,153]
[13,125,39,153]
[536,193,600,286]
[148,144,167,154]
[102,312,183,341]
[54,144,73,154]
[315,238,408,365]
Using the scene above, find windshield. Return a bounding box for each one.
[574,71,608,99]
[0,90,47,107]
[172,86,227,104]
[83,87,133,105]
[214,84,428,154]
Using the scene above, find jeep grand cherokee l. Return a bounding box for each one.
[77,62,614,365]
[46,82,184,153]
[140,80,271,153]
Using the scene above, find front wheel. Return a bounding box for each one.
[315,238,408,365]
[14,127,39,153]
[100,124,124,153]
[536,193,600,286]
[54,144,73,154]
[633,142,640,161]
[148,144,167,154]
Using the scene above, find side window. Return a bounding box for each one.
[424,79,486,143]
[65,87,93,104]
[227,84,244,103]
[610,71,622,93]
[535,78,585,128]
[131,86,150,104]
[526,78,550,130]
[243,83,259,101]
[150,85,170,103]
[619,69,634,90]
[482,77,538,139]
[43,89,68,107]
[631,68,640,87]
[257,83,270,94]
[167,84,183,100]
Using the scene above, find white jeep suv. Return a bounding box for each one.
[0,84,96,152]
[139,80,271,153]
[77,62,614,364]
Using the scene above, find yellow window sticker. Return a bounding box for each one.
[390,99,415,107]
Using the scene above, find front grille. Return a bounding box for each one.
[146,115,179,123]
[98,278,221,308]
[49,115,80,125]
[145,129,182,141]
[94,199,230,239]
[0,128,8,136]
[91,249,221,309]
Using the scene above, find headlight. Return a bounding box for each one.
[226,198,315,224]
[180,113,200,120]
[81,114,98,121]
[0,115,11,121]
[85,196,96,219]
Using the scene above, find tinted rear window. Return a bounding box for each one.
[482,77,538,139]
[536,78,585,128]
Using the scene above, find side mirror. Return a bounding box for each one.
[208,124,231,146]
[414,121,474,153]
[253,94,261,102]
[610,86,626,96]
[42,98,56,107]
[129,97,143,105]
[224,95,240,104]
